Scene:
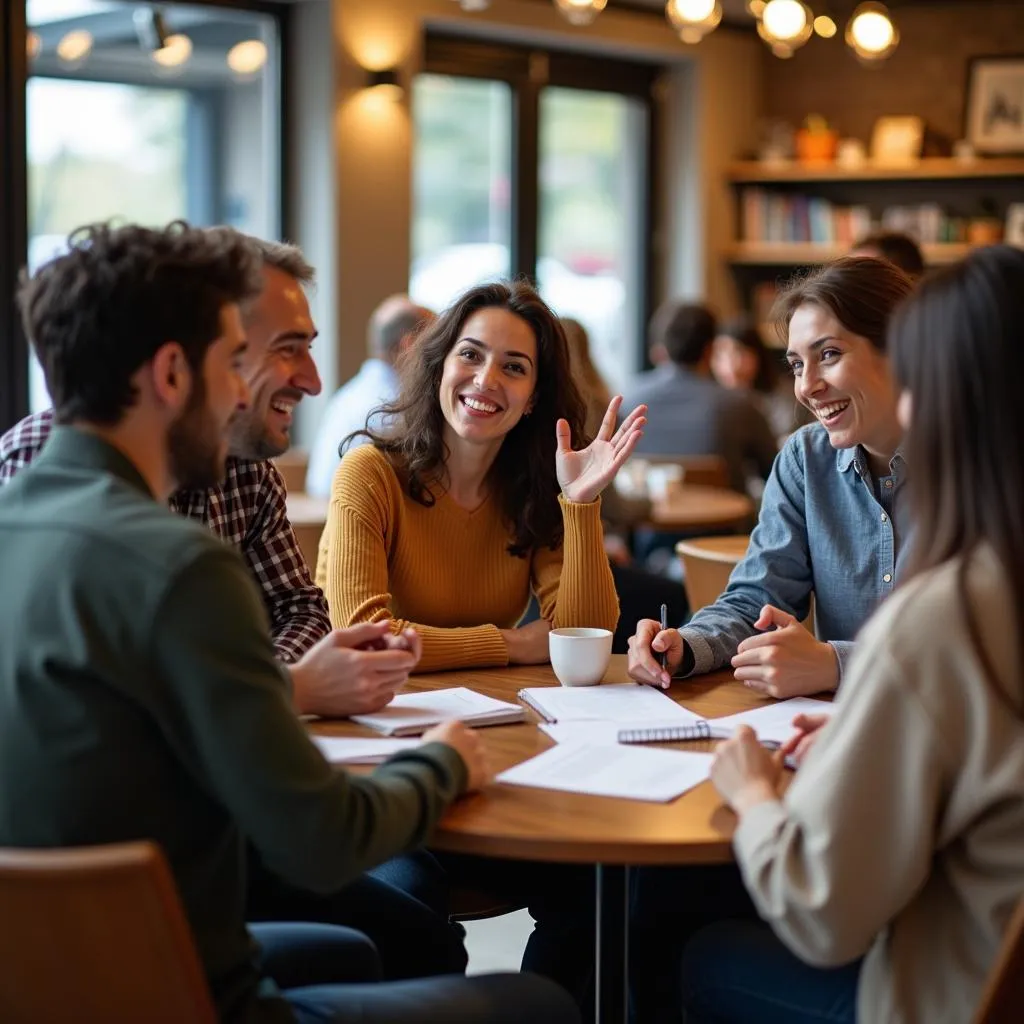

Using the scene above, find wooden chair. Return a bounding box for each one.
[676,534,750,612]
[272,448,309,493]
[974,896,1024,1023]
[0,841,217,1024]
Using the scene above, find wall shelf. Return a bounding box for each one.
[727,158,1024,185]
[726,242,976,266]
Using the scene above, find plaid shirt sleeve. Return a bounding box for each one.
[0,410,55,485]
[241,460,332,663]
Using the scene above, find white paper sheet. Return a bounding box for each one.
[518,683,701,724]
[351,687,525,736]
[312,736,421,764]
[497,742,713,803]
[708,698,835,746]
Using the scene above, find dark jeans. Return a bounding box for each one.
[630,863,758,1024]
[253,921,581,1024]
[680,920,860,1024]
[246,847,468,980]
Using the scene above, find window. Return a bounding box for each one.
[18,0,281,413]
[411,37,660,391]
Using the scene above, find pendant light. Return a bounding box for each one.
[665,1,722,44]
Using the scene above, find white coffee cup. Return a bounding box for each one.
[548,627,613,687]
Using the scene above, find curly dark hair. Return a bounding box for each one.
[356,280,588,558]
[18,220,263,425]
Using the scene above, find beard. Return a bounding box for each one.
[168,377,229,491]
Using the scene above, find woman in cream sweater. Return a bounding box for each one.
[316,280,645,672]
[681,245,1024,1022]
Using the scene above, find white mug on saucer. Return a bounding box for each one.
[549,627,613,687]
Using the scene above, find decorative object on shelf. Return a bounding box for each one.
[869,116,924,165]
[795,114,838,164]
[665,0,722,44]
[965,56,1024,155]
[967,217,1004,246]
[757,0,813,59]
[845,2,899,62]
[836,138,867,169]
[758,119,796,164]
[553,0,607,26]
[953,139,976,163]
[1005,204,1024,248]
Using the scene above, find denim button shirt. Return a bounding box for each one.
[681,423,909,681]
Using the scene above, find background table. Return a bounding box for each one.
[646,484,754,534]
[312,655,780,1023]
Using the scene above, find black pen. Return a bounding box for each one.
[659,603,669,672]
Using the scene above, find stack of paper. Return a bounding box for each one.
[351,687,526,737]
[518,683,702,724]
[313,736,420,764]
[497,742,713,803]
[706,698,835,745]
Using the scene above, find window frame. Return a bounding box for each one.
[421,33,664,372]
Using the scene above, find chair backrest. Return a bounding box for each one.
[272,447,309,493]
[974,896,1024,1023]
[0,841,217,1024]
[676,535,750,612]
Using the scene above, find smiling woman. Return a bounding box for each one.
[315,279,646,672]
[627,255,915,698]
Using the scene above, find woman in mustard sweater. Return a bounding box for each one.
[316,280,645,672]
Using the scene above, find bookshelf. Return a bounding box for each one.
[724,159,1024,344]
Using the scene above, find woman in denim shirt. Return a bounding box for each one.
[628,256,914,699]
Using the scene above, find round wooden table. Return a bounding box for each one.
[312,655,778,1023]
[647,483,754,533]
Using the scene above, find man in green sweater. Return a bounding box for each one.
[0,221,579,1024]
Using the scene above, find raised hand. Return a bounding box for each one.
[556,396,647,505]
[731,605,839,699]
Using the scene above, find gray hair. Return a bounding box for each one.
[247,237,316,287]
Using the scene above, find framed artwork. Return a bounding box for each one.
[965,56,1024,154]
[869,116,924,164]
[1006,204,1024,248]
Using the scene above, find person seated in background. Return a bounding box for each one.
[628,256,914,700]
[624,254,915,1024]
[680,244,1024,1024]
[561,316,687,649]
[0,236,330,671]
[306,294,434,498]
[711,315,810,440]
[0,232,470,981]
[621,301,777,495]
[318,280,642,673]
[0,221,581,1024]
[851,229,925,279]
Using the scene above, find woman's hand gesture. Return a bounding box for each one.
[556,396,647,505]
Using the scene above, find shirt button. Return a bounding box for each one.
[881,512,888,522]
[883,573,893,583]
[884,479,893,489]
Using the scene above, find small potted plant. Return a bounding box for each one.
[796,114,839,164]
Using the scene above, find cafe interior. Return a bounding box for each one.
[2,1,1024,1022]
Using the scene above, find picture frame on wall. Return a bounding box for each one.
[965,56,1024,154]
[1006,204,1024,248]
[869,116,924,164]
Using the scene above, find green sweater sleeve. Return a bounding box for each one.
[149,547,466,894]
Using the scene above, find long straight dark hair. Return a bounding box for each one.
[354,280,588,557]
[890,244,1024,714]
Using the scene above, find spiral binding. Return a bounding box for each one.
[617,720,712,744]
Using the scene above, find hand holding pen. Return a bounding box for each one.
[626,608,684,688]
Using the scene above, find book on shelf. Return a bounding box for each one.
[741,187,871,245]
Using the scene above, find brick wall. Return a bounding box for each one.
[758,2,1024,153]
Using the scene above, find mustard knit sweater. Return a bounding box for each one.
[315,444,619,672]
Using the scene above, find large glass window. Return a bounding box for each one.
[410,74,512,314]
[410,40,658,392]
[24,0,280,411]
[537,87,646,389]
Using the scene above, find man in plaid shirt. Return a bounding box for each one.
[1,232,470,978]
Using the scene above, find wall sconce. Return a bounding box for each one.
[366,68,403,102]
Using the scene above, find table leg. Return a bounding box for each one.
[595,863,629,1024]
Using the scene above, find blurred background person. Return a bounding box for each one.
[307,294,433,497]
[711,315,809,440]
[562,317,687,648]
[851,230,925,280]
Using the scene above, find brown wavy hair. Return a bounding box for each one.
[355,280,588,557]
[890,244,1024,716]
